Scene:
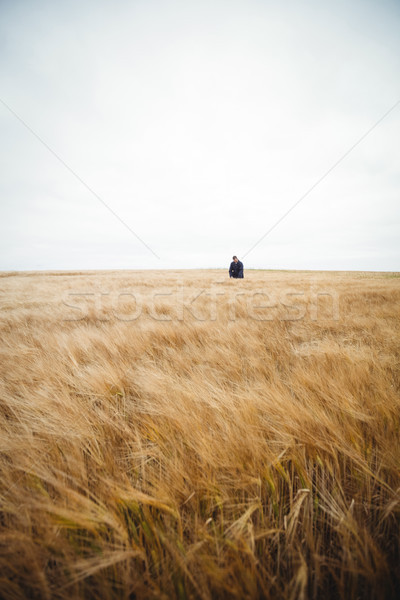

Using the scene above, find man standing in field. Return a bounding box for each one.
[229,256,244,278]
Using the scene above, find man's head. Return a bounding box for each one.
[232,255,238,263]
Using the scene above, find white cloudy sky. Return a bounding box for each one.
[0,0,399,271]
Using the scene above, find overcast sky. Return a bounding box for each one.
[0,0,399,271]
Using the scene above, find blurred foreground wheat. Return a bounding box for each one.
[0,269,399,599]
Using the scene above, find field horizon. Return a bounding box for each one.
[1,269,399,599]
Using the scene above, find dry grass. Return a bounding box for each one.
[0,269,399,599]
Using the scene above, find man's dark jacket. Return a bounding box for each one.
[229,260,244,278]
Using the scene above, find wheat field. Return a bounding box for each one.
[0,269,399,599]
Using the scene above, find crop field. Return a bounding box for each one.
[0,269,399,599]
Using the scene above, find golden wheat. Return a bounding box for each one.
[0,269,399,599]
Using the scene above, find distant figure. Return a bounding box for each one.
[229,255,244,279]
